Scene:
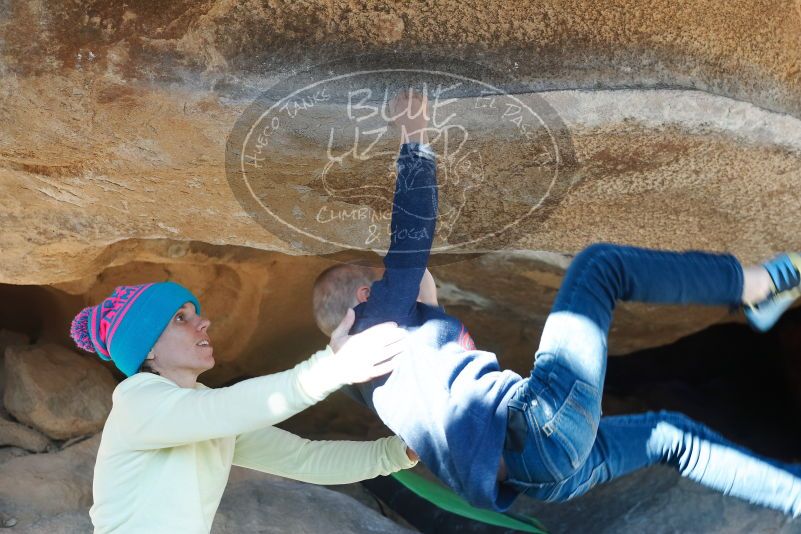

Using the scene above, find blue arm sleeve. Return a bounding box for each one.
[357,142,438,325]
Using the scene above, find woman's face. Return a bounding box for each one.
[149,302,214,376]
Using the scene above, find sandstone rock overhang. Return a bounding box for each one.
[1,1,800,379]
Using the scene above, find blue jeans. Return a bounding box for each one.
[502,243,801,517]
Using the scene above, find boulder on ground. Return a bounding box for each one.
[0,418,50,452]
[0,446,28,467]
[7,511,92,534]
[508,465,801,533]
[213,471,415,534]
[3,344,116,440]
[0,435,99,524]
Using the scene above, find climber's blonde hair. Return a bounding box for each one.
[312,262,382,336]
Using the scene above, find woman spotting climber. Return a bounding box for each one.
[69,281,418,533]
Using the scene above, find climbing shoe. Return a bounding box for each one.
[744,253,801,332]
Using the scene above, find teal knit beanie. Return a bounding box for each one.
[69,282,201,377]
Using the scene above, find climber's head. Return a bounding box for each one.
[312,262,383,337]
[312,262,437,336]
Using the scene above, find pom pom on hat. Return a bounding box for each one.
[70,306,98,355]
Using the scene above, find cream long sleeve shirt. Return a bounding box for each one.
[90,346,416,534]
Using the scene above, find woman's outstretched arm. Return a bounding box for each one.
[233,425,418,484]
[114,319,407,450]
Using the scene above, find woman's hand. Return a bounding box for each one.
[328,309,407,383]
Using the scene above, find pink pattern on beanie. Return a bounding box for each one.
[69,283,154,361]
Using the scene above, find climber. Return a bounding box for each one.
[69,282,419,533]
[312,88,801,516]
